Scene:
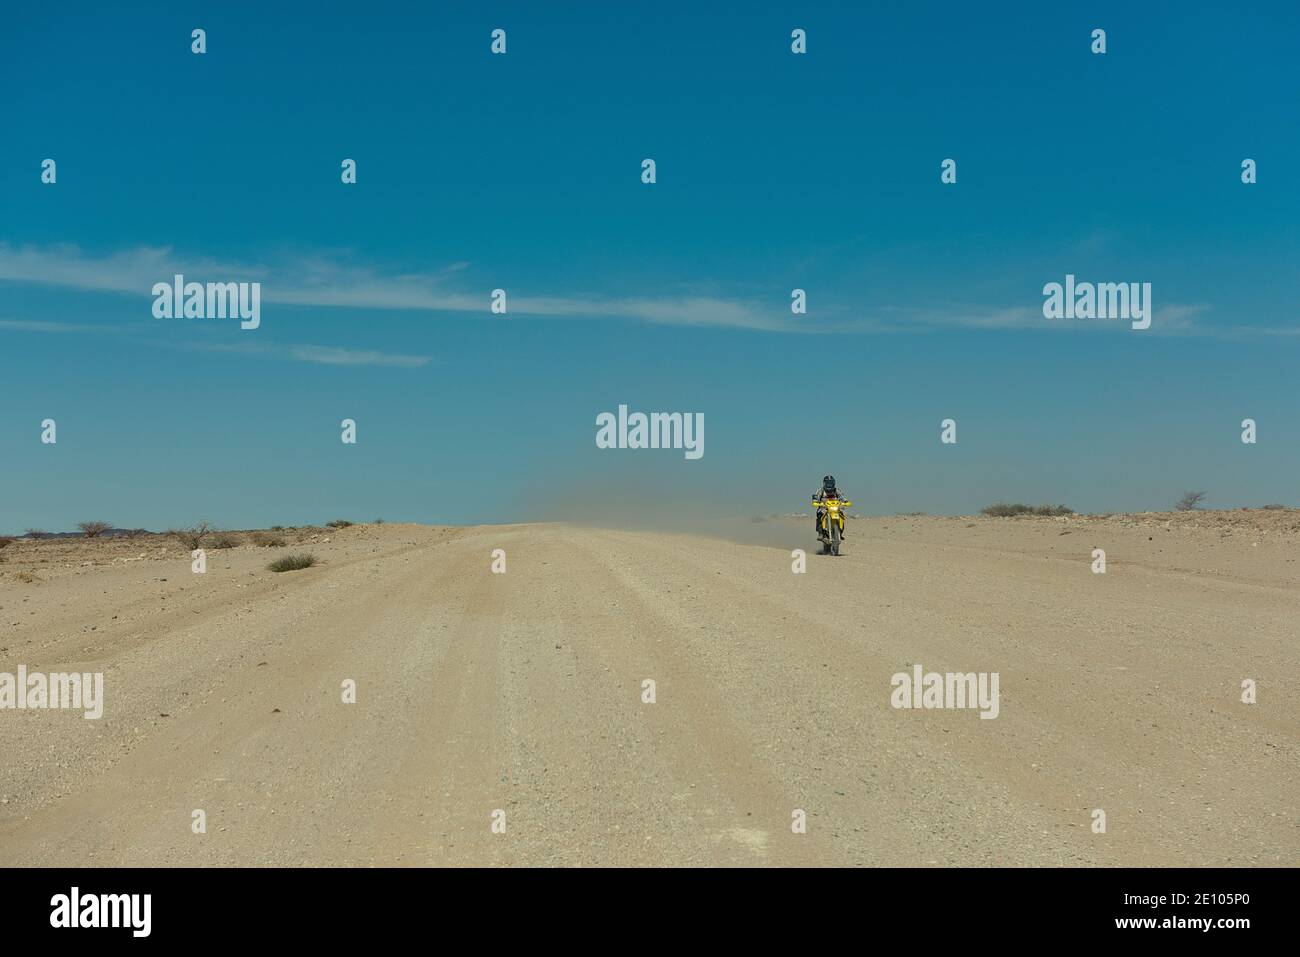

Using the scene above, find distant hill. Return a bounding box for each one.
[12,528,154,540]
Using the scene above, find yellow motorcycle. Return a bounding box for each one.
[812,498,851,556]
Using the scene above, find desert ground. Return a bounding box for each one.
[0,511,1296,866]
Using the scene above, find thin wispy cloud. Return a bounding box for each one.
[0,317,432,368]
[866,302,1217,336]
[0,245,239,296]
[287,344,430,367]
[157,335,433,368]
[0,243,789,331]
[0,242,1241,337]
[166,336,433,368]
[0,318,123,334]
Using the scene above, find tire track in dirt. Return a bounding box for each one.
[0,529,481,865]
[581,527,1299,865]
[3,522,1295,866]
[491,527,838,865]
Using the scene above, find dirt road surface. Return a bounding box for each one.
[1,516,1296,866]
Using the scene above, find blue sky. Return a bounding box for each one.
[2,1,1298,532]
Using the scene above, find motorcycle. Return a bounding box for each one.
[812,497,851,556]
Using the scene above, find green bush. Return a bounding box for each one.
[268,553,317,573]
[981,503,1074,517]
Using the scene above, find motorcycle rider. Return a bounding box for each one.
[813,475,848,539]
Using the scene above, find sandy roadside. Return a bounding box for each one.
[0,514,1296,866]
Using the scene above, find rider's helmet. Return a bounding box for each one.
[823,475,836,492]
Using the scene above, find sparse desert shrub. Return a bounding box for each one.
[252,532,287,547]
[211,533,241,549]
[24,529,50,539]
[121,528,149,539]
[1175,491,1207,512]
[170,521,213,550]
[78,521,112,538]
[325,519,354,528]
[270,525,285,531]
[374,518,385,525]
[981,503,1073,518]
[268,553,317,573]
[1261,504,1288,510]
